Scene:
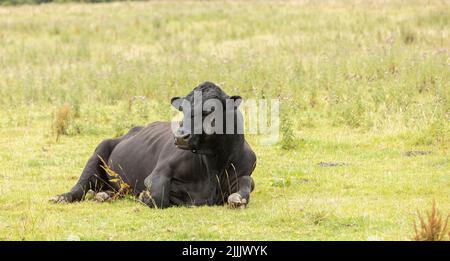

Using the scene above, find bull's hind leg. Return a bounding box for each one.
[50,138,121,203]
[51,126,144,203]
[51,126,143,203]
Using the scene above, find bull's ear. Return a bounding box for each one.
[171,97,183,111]
[229,95,242,108]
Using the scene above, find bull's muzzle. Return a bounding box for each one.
[174,131,191,149]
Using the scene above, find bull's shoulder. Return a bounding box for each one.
[129,121,173,141]
[144,121,172,131]
[119,121,171,141]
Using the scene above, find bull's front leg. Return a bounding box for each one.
[139,171,171,209]
[228,176,254,209]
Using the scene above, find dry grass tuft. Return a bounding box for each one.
[97,156,131,200]
[413,200,449,241]
[53,103,72,142]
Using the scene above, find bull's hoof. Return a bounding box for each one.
[227,193,247,209]
[138,190,155,207]
[94,192,111,202]
[49,193,73,204]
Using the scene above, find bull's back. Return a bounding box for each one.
[108,122,174,192]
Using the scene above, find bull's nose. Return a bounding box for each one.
[175,132,191,140]
[174,128,192,148]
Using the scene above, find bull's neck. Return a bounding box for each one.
[200,134,244,205]
[201,134,244,175]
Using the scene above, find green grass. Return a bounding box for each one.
[0,0,449,240]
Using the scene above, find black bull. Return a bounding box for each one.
[51,82,257,208]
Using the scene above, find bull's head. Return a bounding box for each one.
[171,82,243,154]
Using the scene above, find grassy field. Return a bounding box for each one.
[0,0,449,240]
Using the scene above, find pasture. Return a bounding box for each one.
[0,0,449,240]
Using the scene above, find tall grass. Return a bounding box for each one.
[0,0,448,142]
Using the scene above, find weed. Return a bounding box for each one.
[53,103,71,142]
[271,177,291,187]
[306,210,329,226]
[401,28,417,45]
[98,156,131,200]
[280,113,297,150]
[413,200,449,241]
